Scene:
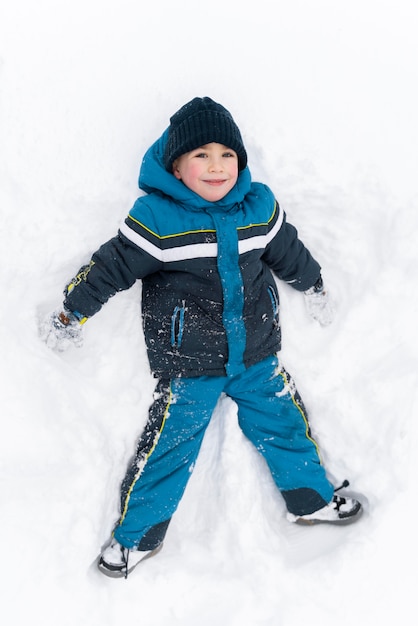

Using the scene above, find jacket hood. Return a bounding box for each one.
[138,129,252,210]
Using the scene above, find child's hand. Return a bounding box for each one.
[39,308,84,351]
[304,279,335,326]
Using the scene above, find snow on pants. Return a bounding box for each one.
[113,354,335,550]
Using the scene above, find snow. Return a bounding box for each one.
[1,0,417,624]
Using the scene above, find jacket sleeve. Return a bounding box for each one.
[63,229,163,318]
[262,208,321,292]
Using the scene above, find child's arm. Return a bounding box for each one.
[63,233,147,318]
[263,209,334,325]
[41,226,163,350]
[262,211,321,290]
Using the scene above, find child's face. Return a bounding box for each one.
[173,143,239,202]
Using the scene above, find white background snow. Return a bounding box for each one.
[1,0,417,624]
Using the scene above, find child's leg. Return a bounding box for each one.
[226,355,335,516]
[113,376,225,549]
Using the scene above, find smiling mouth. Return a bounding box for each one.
[204,179,227,186]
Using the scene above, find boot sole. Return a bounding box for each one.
[97,543,163,578]
[292,503,363,526]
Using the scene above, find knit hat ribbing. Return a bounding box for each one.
[164,97,247,172]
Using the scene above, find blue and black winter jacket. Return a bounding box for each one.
[64,129,321,378]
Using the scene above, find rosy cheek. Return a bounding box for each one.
[187,163,203,178]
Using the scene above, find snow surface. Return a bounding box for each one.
[1,1,418,624]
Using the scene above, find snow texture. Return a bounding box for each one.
[1,1,417,624]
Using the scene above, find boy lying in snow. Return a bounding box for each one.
[41,97,362,578]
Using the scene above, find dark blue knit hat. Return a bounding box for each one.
[164,97,247,172]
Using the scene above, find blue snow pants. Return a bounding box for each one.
[113,355,335,550]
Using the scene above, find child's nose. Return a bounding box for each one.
[208,157,223,172]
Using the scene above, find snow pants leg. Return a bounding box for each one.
[225,354,334,515]
[113,355,334,549]
[113,376,225,549]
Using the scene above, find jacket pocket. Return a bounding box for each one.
[267,285,280,327]
[171,302,186,349]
